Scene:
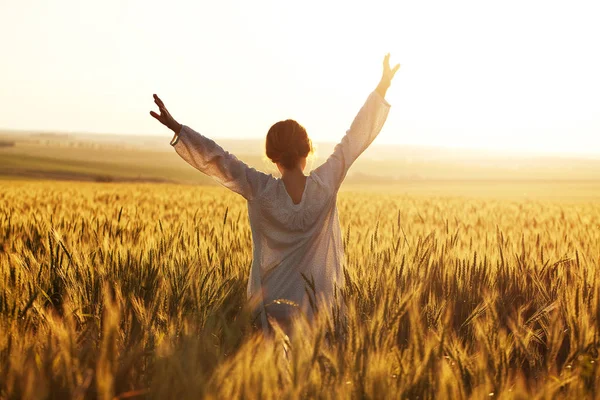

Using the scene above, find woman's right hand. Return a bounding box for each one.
[376,53,400,98]
[150,94,182,133]
[380,53,400,87]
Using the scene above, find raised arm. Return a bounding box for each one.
[150,94,270,200]
[313,54,400,189]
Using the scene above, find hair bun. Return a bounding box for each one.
[266,119,313,170]
[282,149,297,157]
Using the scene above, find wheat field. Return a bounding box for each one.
[1,179,599,399]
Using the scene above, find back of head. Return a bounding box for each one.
[266,119,313,170]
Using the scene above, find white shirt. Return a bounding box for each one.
[171,90,391,332]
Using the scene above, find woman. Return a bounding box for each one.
[150,54,400,337]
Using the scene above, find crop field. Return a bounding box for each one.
[1,179,599,399]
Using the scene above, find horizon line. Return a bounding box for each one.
[2,127,600,160]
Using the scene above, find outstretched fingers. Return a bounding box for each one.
[150,93,167,125]
[150,93,178,130]
[153,94,165,108]
[150,110,161,121]
[382,53,401,82]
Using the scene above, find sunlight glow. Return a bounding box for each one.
[0,0,598,155]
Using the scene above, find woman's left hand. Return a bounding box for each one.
[150,94,182,133]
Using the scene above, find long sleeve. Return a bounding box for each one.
[313,91,391,189]
[171,125,271,200]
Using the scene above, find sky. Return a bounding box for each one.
[1,0,599,155]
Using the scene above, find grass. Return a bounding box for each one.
[3,132,600,185]
[1,179,599,399]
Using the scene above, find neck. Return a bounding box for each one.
[281,166,305,180]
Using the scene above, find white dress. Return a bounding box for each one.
[170,90,391,332]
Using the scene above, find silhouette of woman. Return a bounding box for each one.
[150,54,400,339]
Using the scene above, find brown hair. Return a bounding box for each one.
[266,119,313,170]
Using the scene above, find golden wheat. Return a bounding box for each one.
[0,179,599,399]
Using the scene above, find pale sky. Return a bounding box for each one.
[1,0,599,155]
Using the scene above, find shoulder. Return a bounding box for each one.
[306,171,337,205]
[309,165,339,192]
[247,169,279,201]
